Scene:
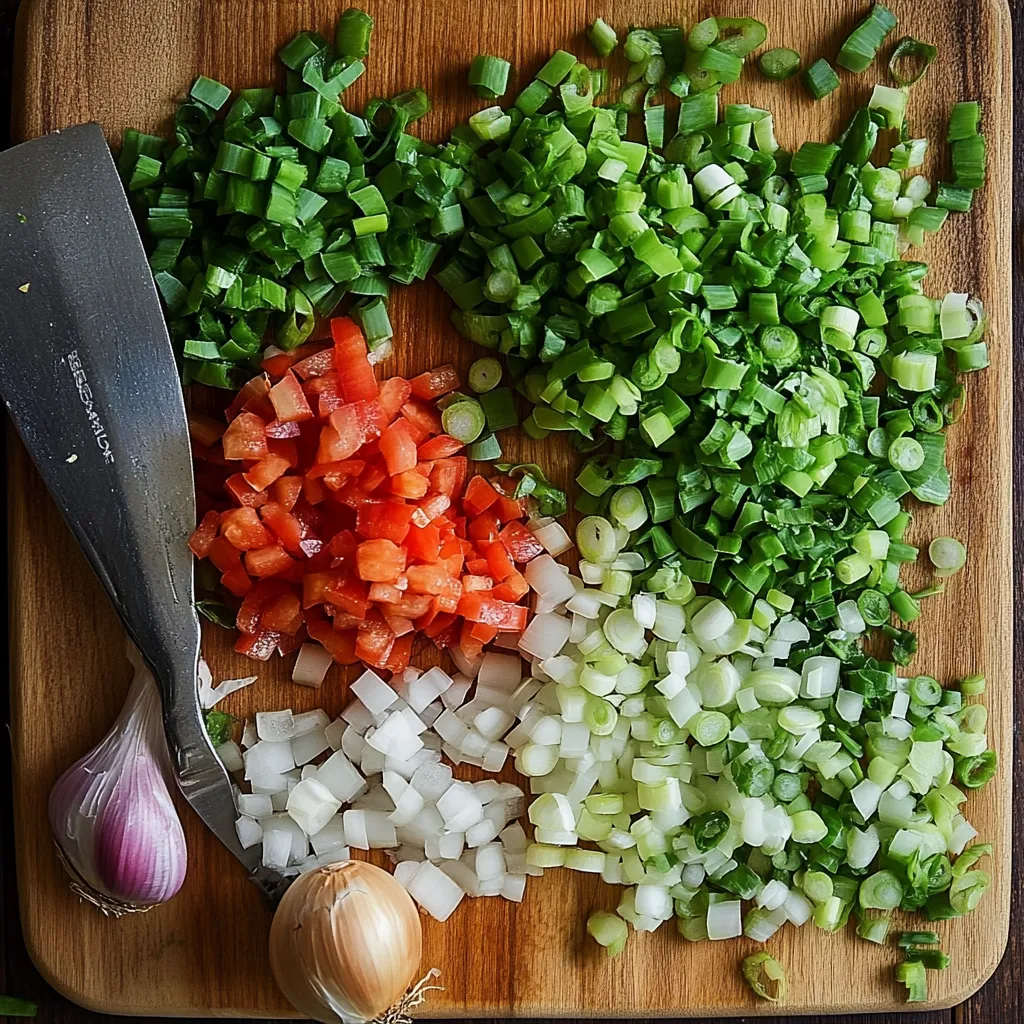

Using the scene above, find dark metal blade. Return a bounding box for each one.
[0,123,286,901]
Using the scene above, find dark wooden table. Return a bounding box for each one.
[0,0,1020,1020]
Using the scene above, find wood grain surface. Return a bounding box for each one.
[5,0,1014,1019]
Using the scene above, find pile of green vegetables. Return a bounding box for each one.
[119,8,436,387]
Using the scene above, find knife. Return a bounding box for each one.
[0,123,289,904]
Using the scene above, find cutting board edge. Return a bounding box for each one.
[6,0,1014,1017]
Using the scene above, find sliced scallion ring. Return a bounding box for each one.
[928,536,967,576]
[468,356,503,393]
[440,399,486,443]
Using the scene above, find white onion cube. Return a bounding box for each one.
[407,861,465,921]
[287,778,342,836]
[256,710,296,743]
[317,751,366,803]
[350,669,398,715]
[235,815,262,849]
[519,613,571,660]
[291,727,330,766]
[217,740,244,773]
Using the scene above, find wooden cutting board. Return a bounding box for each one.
[9,0,1012,1016]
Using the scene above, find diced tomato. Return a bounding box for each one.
[411,493,451,527]
[404,563,450,594]
[327,529,359,559]
[188,510,220,558]
[222,412,269,461]
[316,401,385,463]
[429,617,461,649]
[409,364,460,399]
[356,539,406,583]
[379,419,418,475]
[324,574,370,618]
[500,520,545,563]
[260,592,303,634]
[457,593,529,630]
[307,618,360,664]
[422,611,457,638]
[291,347,335,380]
[429,457,467,497]
[382,633,413,673]
[468,511,501,544]
[188,412,226,447]
[465,557,490,576]
[404,522,441,562]
[316,378,345,418]
[303,475,328,505]
[220,568,253,597]
[458,619,486,661]
[470,621,500,643]
[331,318,379,403]
[400,397,443,435]
[463,475,500,515]
[436,576,463,613]
[221,507,273,551]
[269,371,314,422]
[302,571,335,608]
[208,536,243,574]
[461,575,494,592]
[271,475,303,511]
[417,434,464,460]
[226,375,270,421]
[234,630,284,661]
[387,593,430,620]
[358,461,389,494]
[267,438,299,467]
[355,501,414,544]
[243,454,292,491]
[381,609,415,637]
[492,568,529,602]
[492,494,526,522]
[260,503,307,554]
[368,582,405,604]
[260,346,298,378]
[225,473,269,509]
[484,540,516,581]
[236,580,286,634]
[378,377,413,422]
[245,544,295,578]
[390,469,429,499]
[355,619,395,669]
[265,419,302,438]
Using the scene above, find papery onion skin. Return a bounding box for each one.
[269,861,422,1024]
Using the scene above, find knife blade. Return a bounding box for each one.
[0,123,288,903]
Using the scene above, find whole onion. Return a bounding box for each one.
[269,861,426,1024]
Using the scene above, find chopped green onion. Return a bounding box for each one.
[469,55,512,100]
[741,952,787,1002]
[758,47,800,80]
[466,432,502,461]
[441,399,486,443]
[589,18,618,57]
[837,3,897,73]
[804,59,840,100]
[888,37,938,86]
[468,357,503,393]
[896,960,928,1002]
[587,911,628,956]
[928,536,966,576]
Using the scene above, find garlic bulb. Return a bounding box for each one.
[269,861,426,1024]
[48,646,187,914]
